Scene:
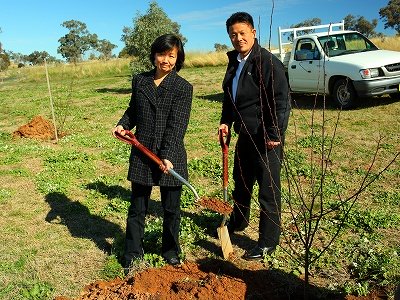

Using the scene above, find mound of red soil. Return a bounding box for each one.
[55,259,389,300]
[12,115,56,140]
[198,197,233,214]
[56,261,246,300]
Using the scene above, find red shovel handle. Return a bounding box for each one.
[219,129,230,189]
[114,130,163,167]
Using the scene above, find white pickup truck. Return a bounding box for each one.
[272,21,400,108]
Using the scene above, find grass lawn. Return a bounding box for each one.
[0,59,399,299]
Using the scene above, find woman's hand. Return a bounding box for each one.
[112,125,125,137]
[160,159,173,174]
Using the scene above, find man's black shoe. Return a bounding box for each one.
[165,256,181,266]
[242,245,276,261]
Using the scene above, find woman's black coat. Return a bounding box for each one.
[117,69,193,186]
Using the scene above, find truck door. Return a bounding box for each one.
[288,39,324,92]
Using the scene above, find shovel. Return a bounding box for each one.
[216,129,234,259]
[114,130,200,200]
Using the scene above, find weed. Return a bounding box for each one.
[342,204,400,232]
[179,216,207,251]
[0,188,12,203]
[343,281,370,297]
[144,253,166,268]
[188,157,221,183]
[100,198,130,216]
[144,217,163,250]
[102,255,124,279]
[21,281,54,300]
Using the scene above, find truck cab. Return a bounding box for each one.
[275,21,400,108]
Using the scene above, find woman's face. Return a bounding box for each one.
[154,46,178,76]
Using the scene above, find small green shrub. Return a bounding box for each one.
[144,253,165,268]
[21,281,54,300]
[102,255,124,279]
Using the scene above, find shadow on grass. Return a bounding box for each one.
[45,192,124,254]
[85,180,163,218]
[96,87,132,94]
[182,208,255,255]
[199,92,224,102]
[196,257,347,300]
[86,181,131,201]
[292,94,399,110]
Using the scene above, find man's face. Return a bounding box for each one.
[228,22,256,58]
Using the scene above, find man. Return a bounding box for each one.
[219,12,291,260]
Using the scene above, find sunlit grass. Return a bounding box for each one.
[0,47,399,299]
[371,35,400,51]
[185,51,228,67]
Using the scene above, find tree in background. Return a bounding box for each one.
[214,43,229,52]
[58,20,98,63]
[25,51,58,65]
[121,1,186,75]
[0,27,10,71]
[97,39,117,60]
[379,0,400,35]
[288,18,321,41]
[0,53,10,71]
[344,14,378,37]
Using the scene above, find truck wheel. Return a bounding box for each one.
[333,79,356,109]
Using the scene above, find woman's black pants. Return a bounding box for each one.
[123,182,182,267]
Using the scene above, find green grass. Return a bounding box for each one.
[0,59,399,299]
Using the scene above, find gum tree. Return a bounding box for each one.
[379,0,400,35]
[121,1,186,75]
[57,20,98,63]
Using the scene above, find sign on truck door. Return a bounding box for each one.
[288,38,324,92]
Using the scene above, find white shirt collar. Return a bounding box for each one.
[236,50,251,63]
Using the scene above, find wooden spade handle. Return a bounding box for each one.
[114,130,200,200]
[115,130,163,166]
[219,129,230,190]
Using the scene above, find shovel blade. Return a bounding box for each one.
[217,225,233,259]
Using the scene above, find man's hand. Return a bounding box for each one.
[218,124,229,137]
[266,140,281,149]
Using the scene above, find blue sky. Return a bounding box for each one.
[0,0,395,59]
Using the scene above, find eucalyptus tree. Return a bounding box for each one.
[57,20,98,63]
[97,39,117,60]
[121,1,186,75]
[343,14,378,37]
[379,0,400,35]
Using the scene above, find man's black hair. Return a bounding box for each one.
[226,12,254,33]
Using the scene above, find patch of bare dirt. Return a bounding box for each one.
[54,258,391,300]
[12,115,57,140]
[55,261,245,300]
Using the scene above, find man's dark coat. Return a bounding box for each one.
[220,39,291,142]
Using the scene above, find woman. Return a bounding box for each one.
[112,34,193,271]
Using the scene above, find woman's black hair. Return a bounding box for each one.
[149,34,185,72]
[226,12,254,33]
